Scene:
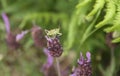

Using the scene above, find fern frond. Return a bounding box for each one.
[112,37,120,43]
[67,0,93,49]
[76,0,92,8]
[112,31,120,38]
[95,0,116,28]
[104,1,120,43]
[87,0,105,17]
[80,11,101,46]
[19,13,68,29]
[104,1,120,32]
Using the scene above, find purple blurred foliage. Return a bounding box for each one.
[41,48,54,76]
[43,48,54,69]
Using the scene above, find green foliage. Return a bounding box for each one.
[95,0,116,28]
[66,0,120,51]
[104,0,120,43]
[67,0,94,50]
[87,0,105,17]
[18,12,68,29]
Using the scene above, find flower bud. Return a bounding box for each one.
[31,26,47,48]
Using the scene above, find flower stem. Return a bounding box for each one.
[55,58,61,76]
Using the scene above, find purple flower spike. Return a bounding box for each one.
[43,48,53,69]
[70,51,92,76]
[78,52,84,65]
[1,13,10,33]
[86,52,91,62]
[45,36,52,43]
[46,35,63,57]
[16,30,29,42]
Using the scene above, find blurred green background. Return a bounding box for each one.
[0,0,120,76]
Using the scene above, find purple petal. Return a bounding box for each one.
[86,52,91,62]
[70,73,76,76]
[43,48,53,68]
[1,13,10,33]
[45,36,52,42]
[16,30,29,42]
[78,52,84,64]
[70,67,77,76]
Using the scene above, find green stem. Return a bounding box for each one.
[98,64,105,75]
[80,11,101,47]
[55,58,61,76]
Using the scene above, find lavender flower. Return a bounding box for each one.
[6,32,20,50]
[31,25,47,48]
[70,52,92,76]
[43,48,54,69]
[46,35,63,57]
[41,48,54,76]
[1,13,28,50]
